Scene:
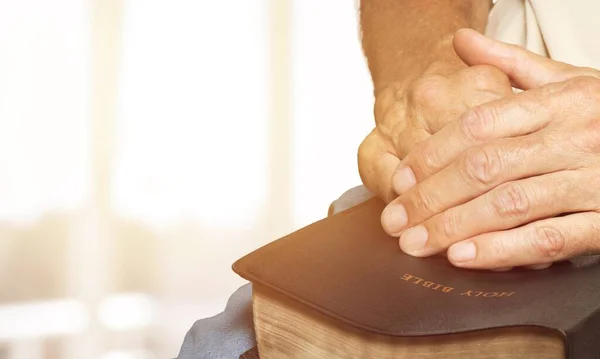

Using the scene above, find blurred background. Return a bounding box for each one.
[0,0,373,358]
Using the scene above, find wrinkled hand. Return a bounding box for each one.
[382,29,600,270]
[358,56,513,202]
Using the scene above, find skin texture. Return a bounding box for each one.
[360,0,492,91]
[382,29,600,270]
[358,0,498,203]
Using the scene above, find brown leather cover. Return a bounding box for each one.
[233,197,600,359]
[239,347,259,359]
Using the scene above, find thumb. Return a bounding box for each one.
[453,28,594,90]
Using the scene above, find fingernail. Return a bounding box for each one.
[400,225,428,256]
[381,204,408,235]
[448,242,476,263]
[393,166,416,194]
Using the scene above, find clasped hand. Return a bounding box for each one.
[370,29,600,270]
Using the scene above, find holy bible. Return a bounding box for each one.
[232,198,600,359]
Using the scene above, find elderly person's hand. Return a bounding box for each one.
[382,29,600,270]
[358,51,513,202]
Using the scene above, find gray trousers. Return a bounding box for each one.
[177,186,374,359]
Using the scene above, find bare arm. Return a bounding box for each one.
[360,0,492,93]
[357,0,513,204]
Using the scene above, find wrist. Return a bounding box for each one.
[373,34,466,96]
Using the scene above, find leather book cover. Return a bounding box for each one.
[232,197,600,359]
[239,347,259,359]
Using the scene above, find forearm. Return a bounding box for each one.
[360,0,491,92]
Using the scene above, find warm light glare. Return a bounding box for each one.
[0,299,88,340]
[101,349,154,359]
[0,0,372,357]
[98,293,154,331]
[291,0,373,227]
[0,0,89,222]
[113,0,269,229]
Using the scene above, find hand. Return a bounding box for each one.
[358,58,513,202]
[381,29,600,270]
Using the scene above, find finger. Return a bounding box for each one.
[391,66,514,195]
[453,28,600,90]
[398,170,593,256]
[387,132,574,237]
[451,65,514,108]
[406,66,512,135]
[526,263,552,270]
[490,263,552,271]
[390,128,430,197]
[391,126,431,160]
[398,132,585,233]
[392,74,458,142]
[447,211,600,269]
[393,78,579,194]
[358,129,401,203]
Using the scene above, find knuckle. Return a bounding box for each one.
[417,142,443,174]
[532,226,566,259]
[358,130,384,171]
[565,76,600,106]
[464,65,510,91]
[459,105,496,142]
[441,209,459,240]
[411,185,438,216]
[357,133,374,165]
[569,75,600,92]
[462,146,502,186]
[577,67,600,78]
[566,126,600,154]
[492,183,531,218]
[409,75,446,106]
[374,85,399,122]
[357,131,395,202]
[490,237,511,263]
[587,173,600,195]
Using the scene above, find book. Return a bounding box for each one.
[233,197,600,359]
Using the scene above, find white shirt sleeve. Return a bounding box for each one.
[486,0,600,69]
